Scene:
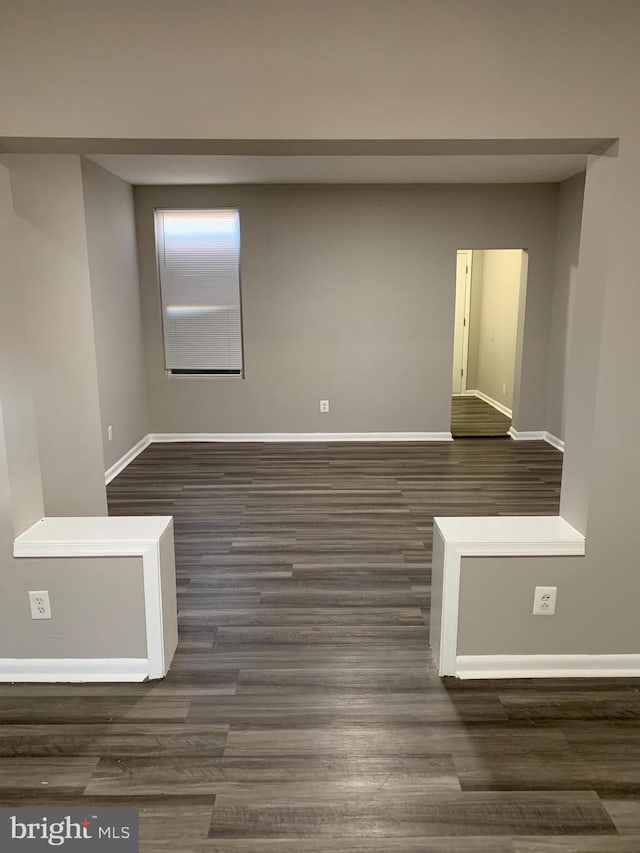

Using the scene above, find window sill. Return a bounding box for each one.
[165,371,245,380]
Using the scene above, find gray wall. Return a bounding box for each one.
[0,156,44,537]
[560,153,615,535]
[0,155,147,660]
[1,554,147,658]
[8,155,107,517]
[135,183,559,434]
[546,172,586,441]
[458,554,595,655]
[82,157,149,470]
[1,0,636,144]
[457,147,640,658]
[2,0,640,664]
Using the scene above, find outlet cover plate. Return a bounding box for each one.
[29,590,52,620]
[533,585,557,615]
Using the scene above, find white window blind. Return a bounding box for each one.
[155,209,243,374]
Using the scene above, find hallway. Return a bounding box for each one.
[451,395,511,437]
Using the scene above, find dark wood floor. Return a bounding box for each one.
[3,440,640,851]
[451,395,511,437]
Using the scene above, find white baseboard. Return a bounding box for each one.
[465,389,512,418]
[105,434,152,485]
[148,431,454,443]
[105,432,453,484]
[456,654,640,679]
[105,431,453,485]
[509,427,565,452]
[508,427,546,441]
[0,658,149,682]
[544,432,565,452]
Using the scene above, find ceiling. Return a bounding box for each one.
[87,153,588,185]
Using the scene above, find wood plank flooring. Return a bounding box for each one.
[451,395,511,436]
[3,440,640,851]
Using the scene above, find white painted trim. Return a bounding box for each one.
[142,529,170,680]
[104,432,454,484]
[508,427,546,441]
[452,250,472,394]
[14,516,172,556]
[466,389,512,418]
[13,516,177,682]
[430,516,585,677]
[455,654,640,680]
[461,252,473,391]
[509,427,565,452]
[105,434,152,485]
[0,658,148,682]
[544,432,565,452]
[149,432,454,443]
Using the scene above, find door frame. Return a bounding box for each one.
[452,249,473,394]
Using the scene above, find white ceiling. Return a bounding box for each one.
[87,153,587,185]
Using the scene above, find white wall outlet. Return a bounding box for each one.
[502,383,507,396]
[490,331,495,341]
[107,425,113,442]
[533,585,557,615]
[319,400,330,413]
[29,590,52,620]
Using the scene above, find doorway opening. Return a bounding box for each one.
[451,248,528,437]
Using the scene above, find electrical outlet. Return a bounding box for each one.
[107,425,113,442]
[502,383,507,396]
[29,590,52,620]
[319,400,330,413]
[533,585,557,615]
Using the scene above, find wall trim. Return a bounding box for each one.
[148,431,454,443]
[465,389,512,418]
[509,427,546,441]
[105,434,152,485]
[0,658,148,683]
[455,654,640,680]
[544,432,565,452]
[105,432,454,484]
[106,430,565,467]
[509,427,565,452]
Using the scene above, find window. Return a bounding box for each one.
[155,209,243,375]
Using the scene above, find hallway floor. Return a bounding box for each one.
[2,440,640,851]
[451,394,512,437]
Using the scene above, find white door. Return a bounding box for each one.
[451,250,472,393]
